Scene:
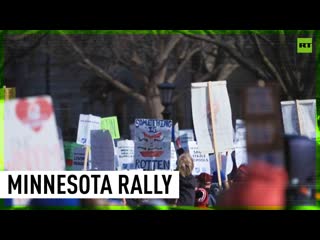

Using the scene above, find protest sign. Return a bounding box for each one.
[129,123,135,140]
[234,119,246,148]
[209,153,233,175]
[188,141,211,175]
[191,81,234,154]
[179,129,195,150]
[76,114,101,170]
[281,99,316,139]
[235,147,248,167]
[76,114,101,146]
[296,99,316,139]
[101,116,120,139]
[73,146,88,170]
[91,130,115,170]
[4,96,65,171]
[281,101,300,136]
[192,81,233,187]
[134,119,172,170]
[117,140,135,170]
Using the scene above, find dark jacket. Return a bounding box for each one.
[177,174,196,206]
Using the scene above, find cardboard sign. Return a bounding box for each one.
[134,119,172,170]
[191,81,234,154]
[129,123,135,140]
[297,99,316,139]
[4,96,65,170]
[281,101,300,136]
[117,140,135,170]
[101,116,120,139]
[235,147,248,167]
[90,130,115,170]
[281,99,316,139]
[179,129,195,149]
[209,153,233,175]
[76,114,101,146]
[73,146,88,170]
[187,141,211,175]
[234,119,246,148]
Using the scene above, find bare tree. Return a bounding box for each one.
[55,34,204,119]
[185,31,316,100]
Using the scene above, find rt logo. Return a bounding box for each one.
[297,38,312,53]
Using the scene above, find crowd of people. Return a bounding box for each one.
[3,134,316,209]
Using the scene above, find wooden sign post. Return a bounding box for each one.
[208,81,222,189]
[83,146,90,171]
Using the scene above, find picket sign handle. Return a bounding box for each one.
[296,100,303,135]
[208,81,222,189]
[83,145,90,171]
[224,151,230,190]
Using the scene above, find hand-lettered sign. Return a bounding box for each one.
[4,96,65,170]
[134,119,172,170]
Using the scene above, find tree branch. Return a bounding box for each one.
[185,34,267,80]
[252,34,290,97]
[278,33,297,88]
[158,35,183,65]
[167,47,201,83]
[60,34,146,104]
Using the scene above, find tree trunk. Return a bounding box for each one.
[145,85,164,119]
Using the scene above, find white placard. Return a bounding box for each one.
[297,99,316,139]
[187,141,211,175]
[281,99,316,139]
[117,140,135,170]
[4,96,65,171]
[235,147,248,167]
[234,119,246,148]
[191,81,234,154]
[76,114,101,146]
[281,101,299,135]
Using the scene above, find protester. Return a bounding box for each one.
[176,152,197,206]
[195,172,213,207]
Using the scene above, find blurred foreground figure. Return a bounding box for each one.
[284,135,316,206]
[217,161,288,208]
